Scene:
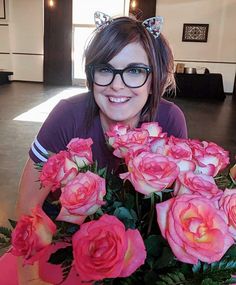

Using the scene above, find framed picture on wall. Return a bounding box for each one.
[182,23,209,42]
[0,0,5,19]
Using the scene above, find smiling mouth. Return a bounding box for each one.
[108,96,130,103]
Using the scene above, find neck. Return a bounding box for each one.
[99,112,140,133]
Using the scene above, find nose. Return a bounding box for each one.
[110,74,125,90]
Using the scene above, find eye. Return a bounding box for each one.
[126,67,145,75]
[96,66,112,73]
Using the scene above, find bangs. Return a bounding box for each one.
[85,18,146,65]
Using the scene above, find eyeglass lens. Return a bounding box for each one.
[92,65,151,88]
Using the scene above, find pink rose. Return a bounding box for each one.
[187,139,205,156]
[56,171,106,224]
[163,136,196,172]
[120,152,179,195]
[204,141,229,169]
[193,154,221,176]
[165,136,193,160]
[72,214,146,281]
[39,150,78,191]
[156,194,234,264]
[11,206,56,265]
[106,123,130,146]
[230,164,236,183]
[140,122,164,138]
[219,188,236,239]
[110,129,149,159]
[150,137,168,154]
[67,138,93,168]
[174,171,223,203]
[123,143,150,165]
[189,140,229,176]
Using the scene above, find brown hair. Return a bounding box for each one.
[84,16,175,129]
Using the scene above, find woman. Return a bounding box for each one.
[0,12,187,284]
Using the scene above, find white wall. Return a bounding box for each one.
[156,0,236,93]
[0,1,12,72]
[1,0,235,89]
[0,0,43,81]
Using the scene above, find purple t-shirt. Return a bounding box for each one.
[29,92,187,171]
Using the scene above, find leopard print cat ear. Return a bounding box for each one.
[142,16,163,38]
[94,11,113,30]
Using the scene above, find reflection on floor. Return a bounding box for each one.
[0,82,235,227]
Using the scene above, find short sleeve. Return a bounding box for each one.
[29,99,78,163]
[156,99,188,139]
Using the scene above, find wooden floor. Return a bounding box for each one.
[0,82,236,227]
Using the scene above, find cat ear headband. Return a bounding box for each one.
[94,11,163,39]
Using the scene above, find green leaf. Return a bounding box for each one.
[60,258,73,284]
[166,272,186,283]
[154,191,163,201]
[123,192,135,209]
[158,273,183,285]
[155,272,186,285]
[144,270,158,285]
[162,188,173,194]
[193,257,236,283]
[144,235,162,257]
[95,208,104,217]
[225,277,236,284]
[0,237,7,243]
[8,219,17,229]
[113,207,136,229]
[154,246,177,270]
[99,167,107,178]
[201,278,218,285]
[113,201,123,209]
[225,245,236,258]
[192,260,202,273]
[130,209,138,221]
[203,262,210,271]
[48,246,72,265]
[0,226,12,238]
[34,162,44,170]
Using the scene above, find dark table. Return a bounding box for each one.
[0,71,13,85]
[174,73,225,100]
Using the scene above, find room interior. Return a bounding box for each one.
[0,0,236,231]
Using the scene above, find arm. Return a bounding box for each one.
[16,158,50,216]
[16,97,83,284]
[16,158,52,285]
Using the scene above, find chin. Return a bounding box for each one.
[110,116,130,123]
[108,114,139,127]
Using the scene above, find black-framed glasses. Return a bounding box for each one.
[87,64,152,88]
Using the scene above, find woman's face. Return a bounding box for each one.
[93,42,152,131]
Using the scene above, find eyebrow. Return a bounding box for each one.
[103,62,150,69]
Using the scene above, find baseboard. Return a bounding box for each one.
[11,80,43,84]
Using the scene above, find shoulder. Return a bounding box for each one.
[45,92,90,121]
[55,91,90,110]
[158,97,181,111]
[156,98,188,138]
[64,91,90,104]
[31,92,91,158]
[157,98,185,121]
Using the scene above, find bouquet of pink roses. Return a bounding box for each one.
[1,122,236,285]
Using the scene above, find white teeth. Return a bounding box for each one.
[109,97,129,103]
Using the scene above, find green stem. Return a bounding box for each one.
[214,175,224,180]
[229,181,236,189]
[147,194,155,236]
[136,192,140,219]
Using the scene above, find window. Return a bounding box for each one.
[72,0,130,86]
